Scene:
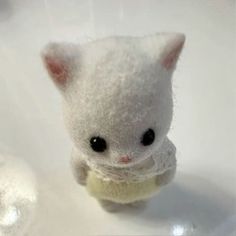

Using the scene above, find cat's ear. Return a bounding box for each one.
[41,42,78,91]
[159,33,185,70]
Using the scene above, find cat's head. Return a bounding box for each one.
[42,33,185,167]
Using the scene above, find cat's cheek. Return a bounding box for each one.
[62,103,84,146]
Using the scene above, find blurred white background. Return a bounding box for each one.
[0,0,235,235]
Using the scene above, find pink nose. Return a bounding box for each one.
[119,156,131,164]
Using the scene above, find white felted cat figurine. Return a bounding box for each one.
[41,33,185,212]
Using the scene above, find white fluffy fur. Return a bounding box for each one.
[42,33,185,169]
[0,155,37,236]
[42,33,185,210]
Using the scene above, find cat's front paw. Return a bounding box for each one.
[76,173,88,186]
[71,154,90,186]
[155,167,176,186]
[72,166,89,186]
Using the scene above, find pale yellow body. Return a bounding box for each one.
[86,170,159,204]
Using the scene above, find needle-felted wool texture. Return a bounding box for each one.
[41,33,185,207]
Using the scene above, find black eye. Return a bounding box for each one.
[141,129,155,146]
[90,136,107,152]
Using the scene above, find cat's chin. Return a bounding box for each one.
[105,155,152,169]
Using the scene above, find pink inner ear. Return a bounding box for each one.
[44,56,68,85]
[161,41,184,70]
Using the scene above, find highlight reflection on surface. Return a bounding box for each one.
[172,224,185,236]
[171,222,196,236]
[0,206,21,226]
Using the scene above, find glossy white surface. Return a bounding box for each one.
[0,0,235,235]
[0,155,37,236]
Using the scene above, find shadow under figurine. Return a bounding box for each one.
[41,33,185,212]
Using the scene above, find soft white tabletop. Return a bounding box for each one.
[0,0,235,235]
